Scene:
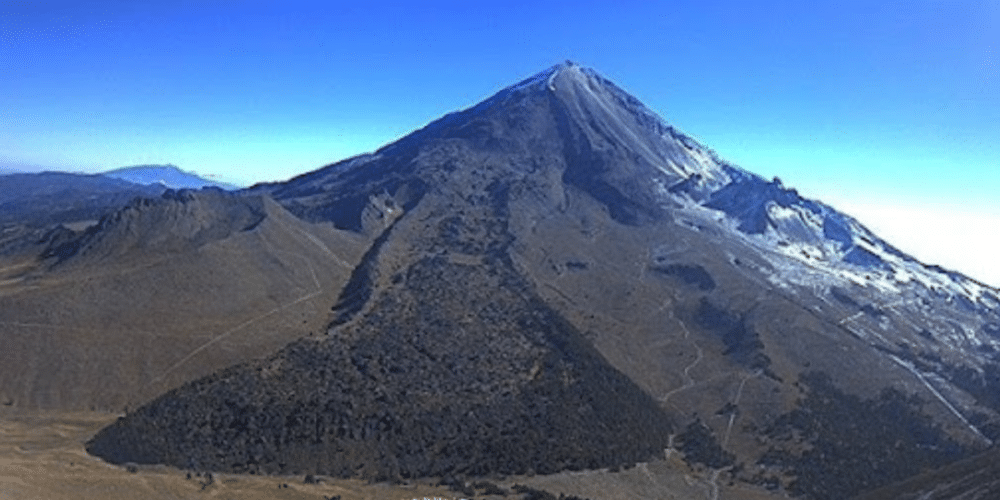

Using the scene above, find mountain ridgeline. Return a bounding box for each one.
[103,164,242,190]
[0,172,165,229]
[66,63,1000,498]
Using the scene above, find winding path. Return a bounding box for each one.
[706,468,722,500]
[658,312,704,406]
[650,302,763,500]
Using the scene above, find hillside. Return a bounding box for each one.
[0,189,366,410]
[853,447,1000,500]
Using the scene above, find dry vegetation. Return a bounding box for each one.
[2,408,786,500]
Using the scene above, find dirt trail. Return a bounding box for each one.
[658,310,704,406]
[723,370,761,448]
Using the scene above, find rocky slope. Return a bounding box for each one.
[63,62,1000,498]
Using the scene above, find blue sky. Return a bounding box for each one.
[2,0,999,284]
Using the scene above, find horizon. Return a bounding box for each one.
[2,0,998,286]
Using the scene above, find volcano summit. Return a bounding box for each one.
[65,62,1000,499]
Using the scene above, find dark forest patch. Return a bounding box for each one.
[651,263,716,291]
[676,419,735,469]
[759,372,971,500]
[829,287,858,308]
[693,299,771,372]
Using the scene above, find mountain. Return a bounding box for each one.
[4,62,997,499]
[103,164,242,190]
[0,171,164,227]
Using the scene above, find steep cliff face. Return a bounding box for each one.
[79,63,1000,498]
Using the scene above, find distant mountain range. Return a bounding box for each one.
[0,165,239,228]
[0,166,239,259]
[102,165,242,190]
[4,63,1000,500]
[0,171,165,228]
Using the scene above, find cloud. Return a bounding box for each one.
[836,199,1000,288]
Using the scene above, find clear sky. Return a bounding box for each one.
[2,0,999,285]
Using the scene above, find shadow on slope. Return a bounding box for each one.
[852,447,1000,500]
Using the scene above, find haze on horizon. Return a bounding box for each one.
[2,0,998,285]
